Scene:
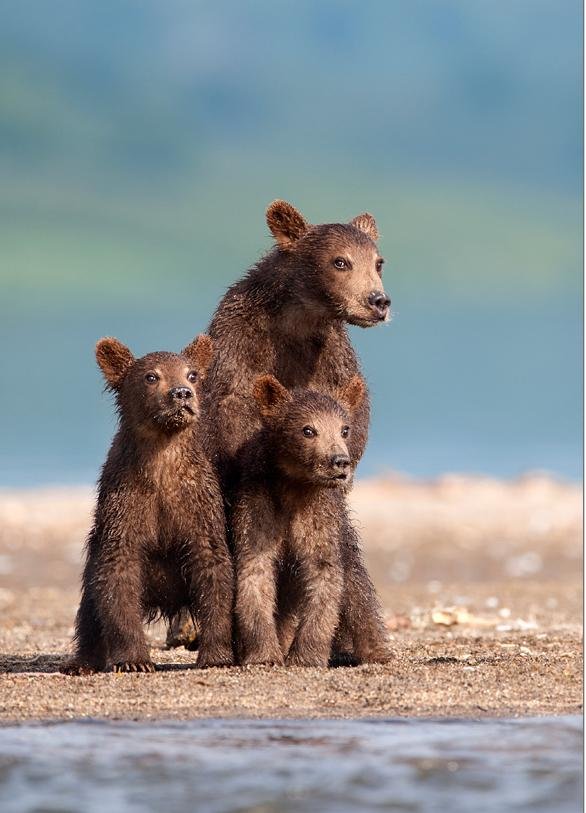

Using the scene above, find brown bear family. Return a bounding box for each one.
[64,199,392,674]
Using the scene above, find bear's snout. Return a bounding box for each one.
[367,290,391,321]
[330,453,350,472]
[168,386,193,402]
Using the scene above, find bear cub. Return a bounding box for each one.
[63,335,234,674]
[233,373,371,667]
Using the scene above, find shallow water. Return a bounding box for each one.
[0,716,581,813]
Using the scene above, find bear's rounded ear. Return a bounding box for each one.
[182,334,214,379]
[95,338,135,390]
[252,374,291,418]
[266,200,310,247]
[350,212,379,241]
[338,375,366,414]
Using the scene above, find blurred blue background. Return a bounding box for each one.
[0,0,582,486]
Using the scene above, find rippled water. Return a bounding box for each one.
[0,716,581,813]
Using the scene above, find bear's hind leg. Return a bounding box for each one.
[338,516,392,664]
[189,535,235,669]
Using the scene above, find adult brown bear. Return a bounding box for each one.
[172,200,392,663]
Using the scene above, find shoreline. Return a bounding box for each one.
[0,474,582,723]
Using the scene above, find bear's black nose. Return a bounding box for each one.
[169,387,193,401]
[331,454,350,470]
[368,290,391,319]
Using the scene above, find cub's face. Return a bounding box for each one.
[253,375,367,489]
[266,200,391,327]
[95,335,214,436]
[119,352,200,434]
[272,395,354,487]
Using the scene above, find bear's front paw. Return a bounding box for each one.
[111,660,156,674]
[241,647,284,667]
[285,650,328,668]
[196,646,234,669]
[60,661,97,676]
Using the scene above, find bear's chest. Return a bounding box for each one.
[271,331,355,392]
[137,456,208,550]
[277,490,341,558]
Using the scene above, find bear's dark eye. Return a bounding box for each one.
[333,257,347,269]
[187,371,198,383]
[376,258,384,276]
[303,426,316,438]
[341,426,350,438]
[145,373,158,384]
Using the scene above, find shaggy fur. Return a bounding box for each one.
[235,376,373,667]
[204,201,390,476]
[199,200,391,663]
[62,336,234,674]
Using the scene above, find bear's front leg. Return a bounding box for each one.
[233,492,284,666]
[236,548,284,666]
[286,551,343,668]
[91,535,154,673]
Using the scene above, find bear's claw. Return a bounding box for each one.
[111,661,156,673]
[60,661,97,676]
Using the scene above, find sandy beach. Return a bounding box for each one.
[0,474,581,722]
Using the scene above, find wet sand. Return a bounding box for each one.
[0,474,582,722]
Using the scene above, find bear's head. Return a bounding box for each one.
[252,373,366,487]
[95,334,214,435]
[266,200,390,328]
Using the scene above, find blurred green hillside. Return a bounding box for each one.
[0,174,580,308]
[0,1,581,305]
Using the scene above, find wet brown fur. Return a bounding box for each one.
[235,377,374,667]
[202,201,391,663]
[63,336,234,674]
